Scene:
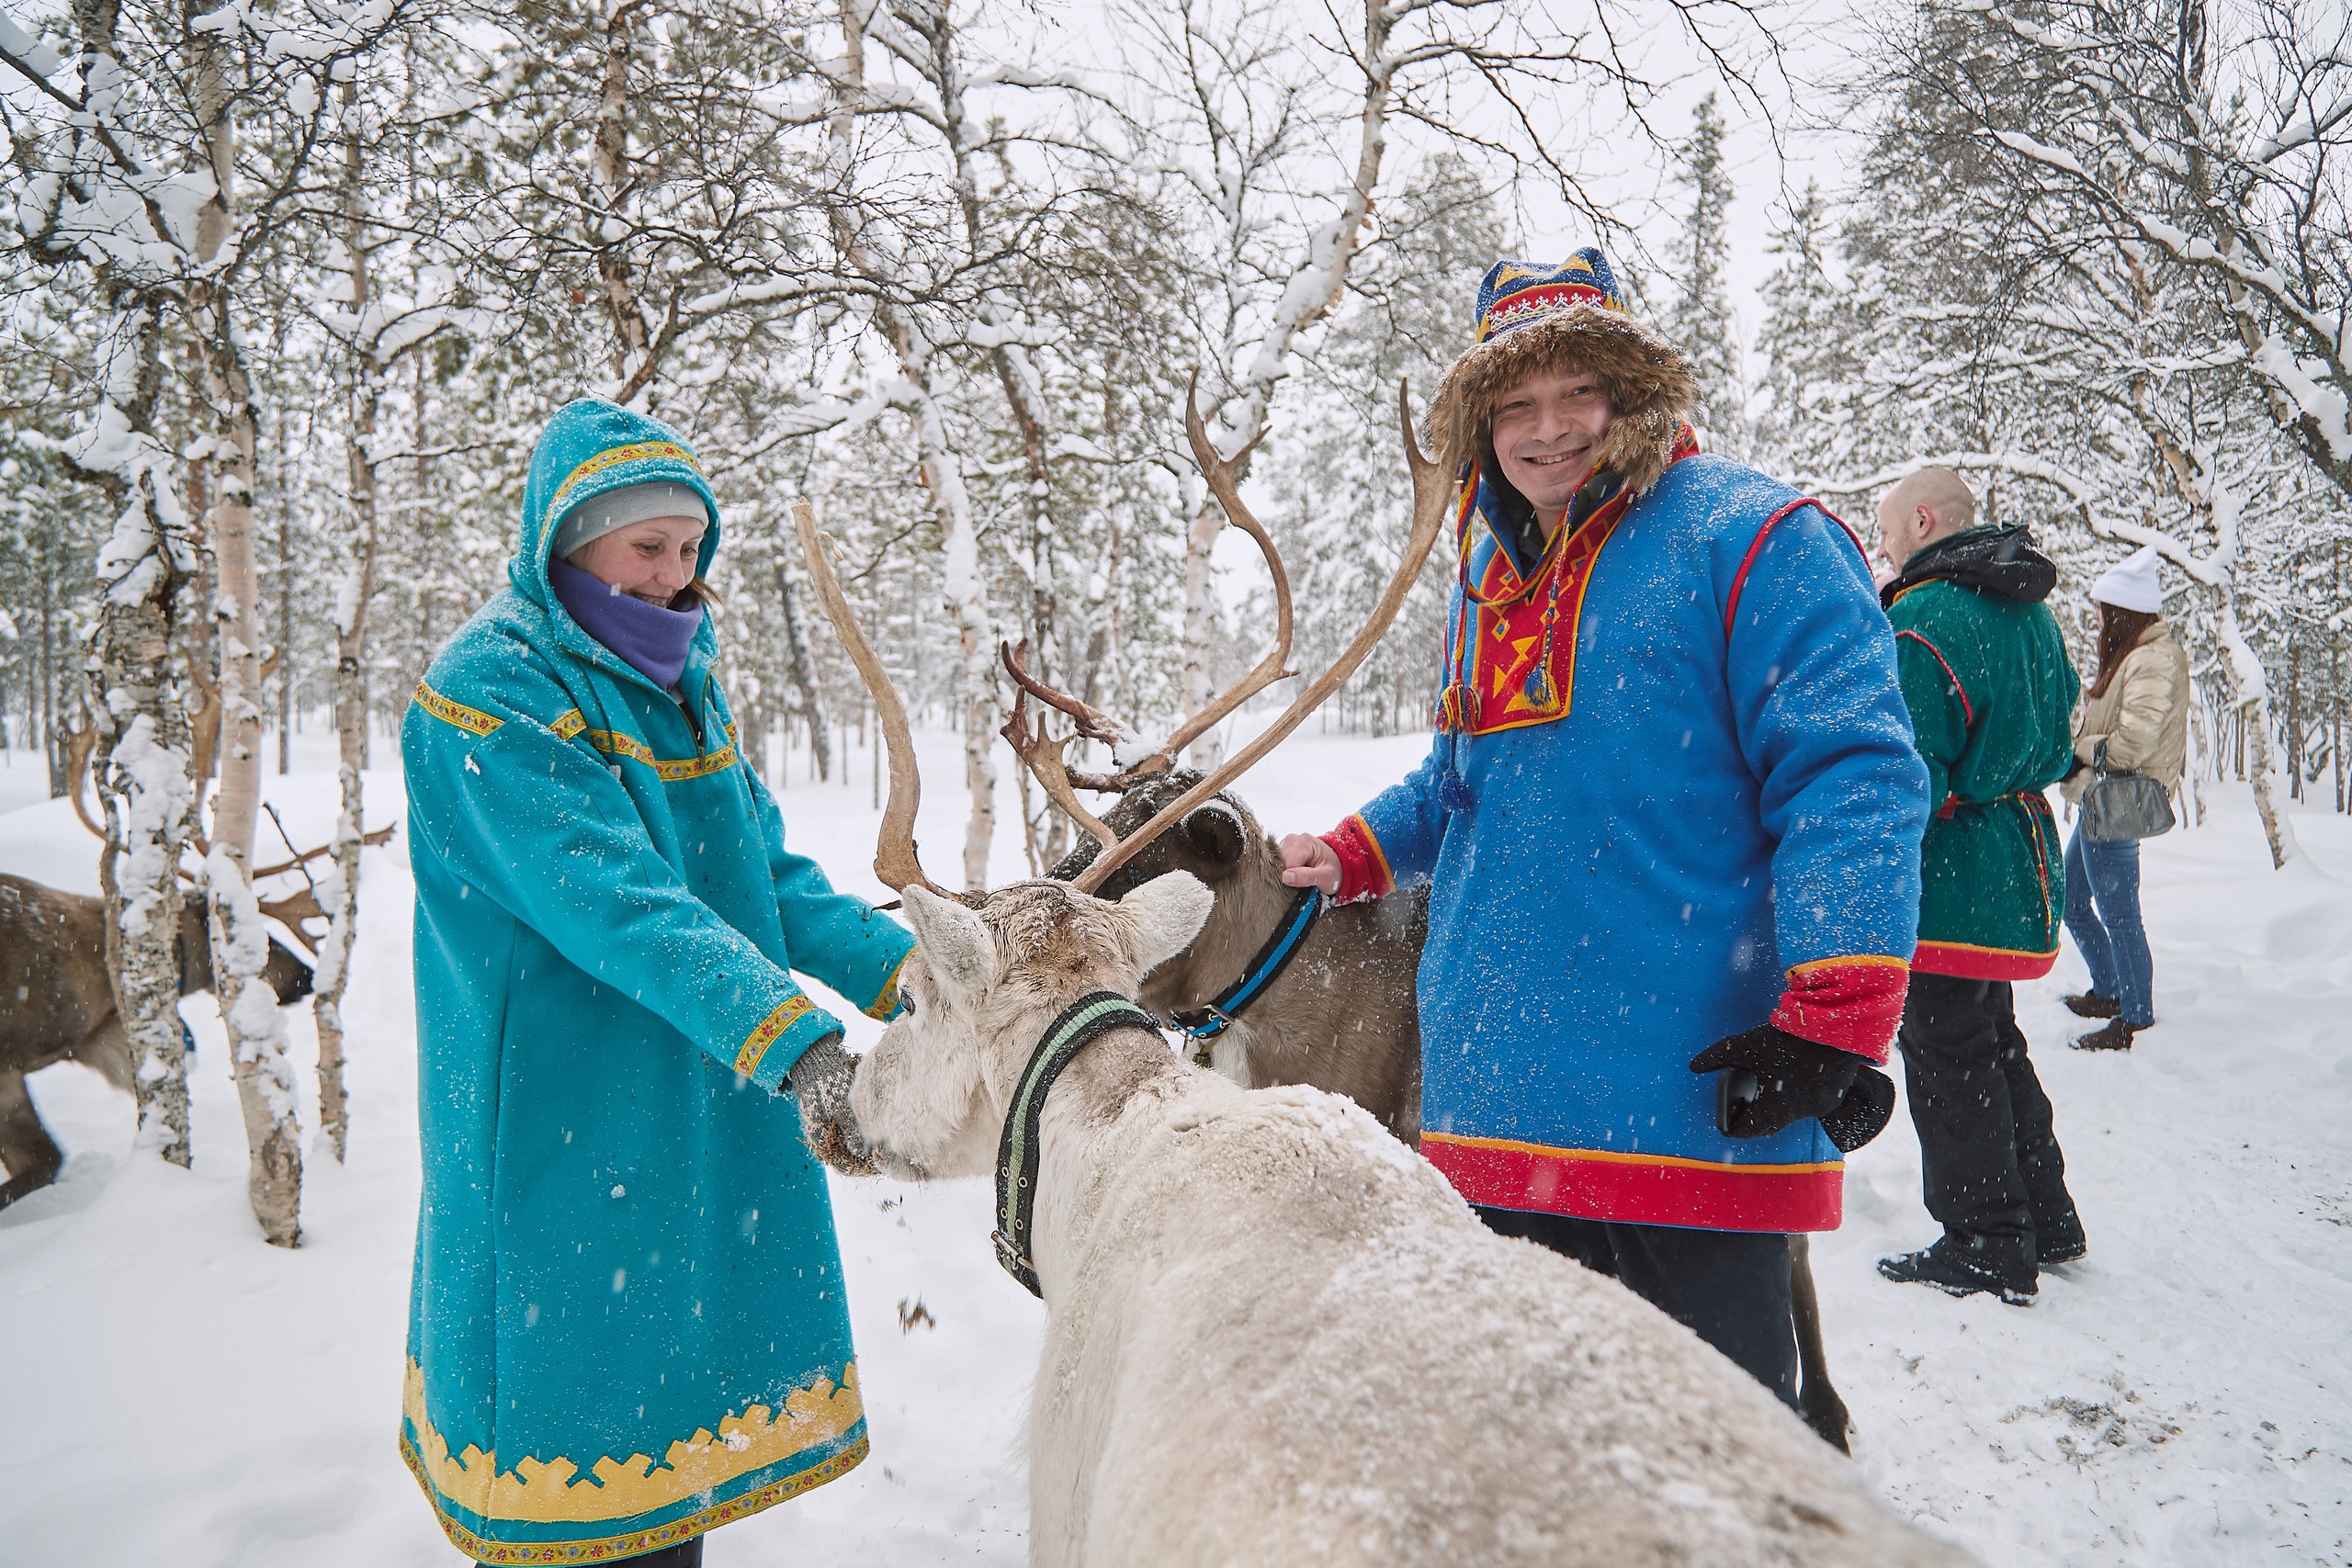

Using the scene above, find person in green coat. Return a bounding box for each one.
[400,399,914,1565]
[1868,466,2086,1307]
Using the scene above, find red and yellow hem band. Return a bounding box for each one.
[1912,939,2060,982]
[1770,953,1909,1064]
[400,1430,866,1565]
[1420,1133,1843,1233]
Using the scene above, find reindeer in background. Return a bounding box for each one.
[0,874,316,1210]
[798,394,1962,1565]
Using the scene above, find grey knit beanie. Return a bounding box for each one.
[551,481,707,562]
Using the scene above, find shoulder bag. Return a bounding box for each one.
[2081,739,2175,842]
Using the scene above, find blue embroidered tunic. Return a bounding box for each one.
[1329,454,1929,1231]
[399,400,913,1562]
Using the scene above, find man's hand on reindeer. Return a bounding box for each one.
[786,1032,876,1176]
[1277,833,1342,896]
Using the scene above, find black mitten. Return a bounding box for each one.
[1820,1063,1896,1154]
[1690,1024,1866,1141]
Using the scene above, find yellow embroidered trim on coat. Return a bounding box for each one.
[414,682,503,737]
[547,441,704,514]
[735,996,816,1077]
[572,725,741,783]
[865,952,911,1021]
[403,1434,866,1564]
[401,1358,861,1528]
[549,708,587,740]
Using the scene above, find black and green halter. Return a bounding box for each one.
[991,991,1161,1298]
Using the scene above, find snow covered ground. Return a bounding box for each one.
[0,724,2346,1566]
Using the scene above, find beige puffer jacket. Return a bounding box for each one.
[2063,619,2189,803]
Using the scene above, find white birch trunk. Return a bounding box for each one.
[832,0,996,887]
[192,33,301,1246]
[1178,0,1395,756]
[311,83,377,1163]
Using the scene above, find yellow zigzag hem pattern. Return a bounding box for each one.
[401,1430,867,1563]
[401,1358,861,1527]
[414,682,503,738]
[736,996,817,1077]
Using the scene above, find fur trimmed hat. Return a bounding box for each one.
[1428,249,1698,498]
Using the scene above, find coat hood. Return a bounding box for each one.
[1882,524,2057,607]
[514,399,723,682]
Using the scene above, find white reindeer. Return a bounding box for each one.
[794,397,1973,1568]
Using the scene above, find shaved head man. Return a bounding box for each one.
[1875,467,1979,574]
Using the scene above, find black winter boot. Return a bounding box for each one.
[2070,1020,2136,1051]
[2035,1209,2087,1266]
[1877,1233,2037,1305]
[2063,992,2120,1019]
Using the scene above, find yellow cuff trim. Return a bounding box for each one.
[735,996,816,1077]
[549,708,586,739]
[1784,953,1910,979]
[865,952,912,1021]
[414,682,503,738]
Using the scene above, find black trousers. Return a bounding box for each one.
[485,1539,701,1568]
[1896,973,2078,1255]
[1476,1206,1797,1409]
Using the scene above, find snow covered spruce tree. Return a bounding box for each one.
[1664,91,1747,455]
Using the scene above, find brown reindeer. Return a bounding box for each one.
[0,874,313,1210]
[1047,771,1429,1142]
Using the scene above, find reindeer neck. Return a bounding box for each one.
[1025,1020,1193,1292]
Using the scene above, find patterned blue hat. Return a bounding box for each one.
[1472,250,1629,344]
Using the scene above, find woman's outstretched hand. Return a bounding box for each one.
[787,1034,878,1176]
[1277,832,1342,896]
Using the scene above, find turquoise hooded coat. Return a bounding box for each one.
[399,400,913,1563]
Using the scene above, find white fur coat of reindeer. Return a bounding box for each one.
[849,876,1972,1568]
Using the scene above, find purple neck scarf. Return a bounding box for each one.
[548,557,704,691]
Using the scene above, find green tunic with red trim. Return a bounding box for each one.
[1883,527,2079,979]
[398,400,914,1563]
[1319,449,1930,1233]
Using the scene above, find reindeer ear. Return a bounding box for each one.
[901,886,993,1012]
[1180,803,1248,869]
[1118,871,1215,976]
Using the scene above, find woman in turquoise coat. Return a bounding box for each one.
[400,400,913,1565]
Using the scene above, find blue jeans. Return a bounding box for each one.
[2064,830,2154,1026]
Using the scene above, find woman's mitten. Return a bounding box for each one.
[786,1033,876,1176]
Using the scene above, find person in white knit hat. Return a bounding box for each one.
[2060,545,2189,1050]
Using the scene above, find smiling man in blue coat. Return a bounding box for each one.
[1281,253,1931,1404]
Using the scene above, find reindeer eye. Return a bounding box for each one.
[900,993,917,1016]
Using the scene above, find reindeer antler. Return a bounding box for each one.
[996,375,1293,802]
[1067,381,1453,896]
[791,498,966,902]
